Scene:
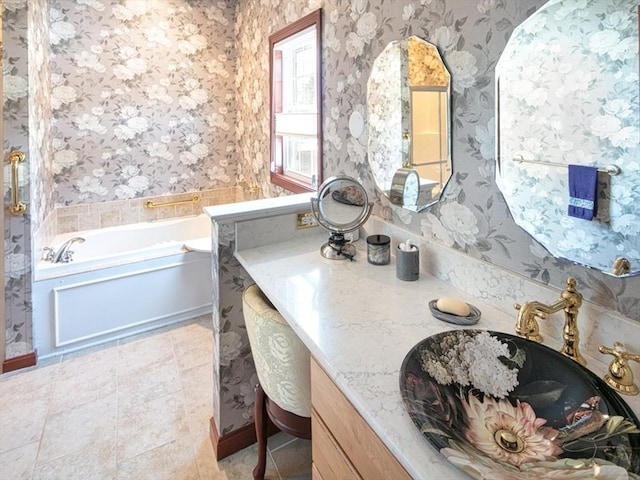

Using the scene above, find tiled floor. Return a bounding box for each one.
[0,316,312,480]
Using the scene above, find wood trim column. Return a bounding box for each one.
[0,8,5,369]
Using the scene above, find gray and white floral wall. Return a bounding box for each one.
[235,0,639,321]
[49,0,237,205]
[3,0,638,364]
[3,0,51,359]
[206,0,637,444]
[3,0,238,360]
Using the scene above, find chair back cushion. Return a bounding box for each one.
[242,284,311,417]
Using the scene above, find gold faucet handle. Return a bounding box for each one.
[513,303,545,343]
[598,342,640,396]
[514,303,547,320]
[612,257,631,276]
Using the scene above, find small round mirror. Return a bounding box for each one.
[311,176,372,260]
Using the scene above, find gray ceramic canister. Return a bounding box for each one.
[396,245,419,281]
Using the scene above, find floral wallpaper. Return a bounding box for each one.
[496,0,639,276]
[228,0,551,445]
[3,0,238,362]
[3,0,639,453]
[30,0,54,233]
[3,0,51,359]
[49,0,237,205]
[211,219,256,437]
[234,0,639,321]
[226,0,640,446]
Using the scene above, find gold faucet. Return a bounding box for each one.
[514,277,585,366]
[599,342,640,395]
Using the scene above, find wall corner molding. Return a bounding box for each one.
[209,416,279,460]
[2,351,37,373]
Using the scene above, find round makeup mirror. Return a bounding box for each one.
[310,176,372,260]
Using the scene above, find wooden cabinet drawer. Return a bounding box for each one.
[310,357,411,480]
[312,411,361,480]
[312,463,322,480]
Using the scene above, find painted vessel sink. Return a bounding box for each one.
[400,330,640,479]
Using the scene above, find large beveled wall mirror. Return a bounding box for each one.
[496,0,639,277]
[368,36,451,212]
[269,9,322,193]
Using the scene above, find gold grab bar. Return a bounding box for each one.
[143,194,201,209]
[8,151,26,216]
[238,179,261,194]
[513,155,621,176]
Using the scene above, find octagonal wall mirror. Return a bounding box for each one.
[269,9,323,193]
[496,0,639,277]
[368,36,452,212]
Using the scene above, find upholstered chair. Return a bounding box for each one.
[242,284,312,480]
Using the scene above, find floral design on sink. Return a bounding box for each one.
[400,330,640,479]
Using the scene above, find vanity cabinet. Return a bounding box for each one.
[311,357,412,480]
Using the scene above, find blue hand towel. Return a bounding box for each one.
[568,164,598,220]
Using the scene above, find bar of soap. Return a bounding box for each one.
[436,297,471,317]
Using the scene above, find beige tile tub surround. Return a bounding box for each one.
[56,187,241,235]
[0,317,311,480]
[35,187,242,261]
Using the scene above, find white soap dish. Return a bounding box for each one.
[428,300,481,326]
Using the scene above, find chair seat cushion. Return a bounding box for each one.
[243,284,311,417]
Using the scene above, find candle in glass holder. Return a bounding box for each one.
[366,234,390,265]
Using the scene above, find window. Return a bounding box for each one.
[270,9,322,193]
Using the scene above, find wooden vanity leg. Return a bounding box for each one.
[253,384,268,480]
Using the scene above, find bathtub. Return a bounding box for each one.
[33,214,213,358]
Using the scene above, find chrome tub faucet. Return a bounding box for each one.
[43,237,86,263]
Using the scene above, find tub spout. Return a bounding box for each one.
[50,237,86,263]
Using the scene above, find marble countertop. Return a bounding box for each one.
[236,233,526,479]
[235,232,640,479]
